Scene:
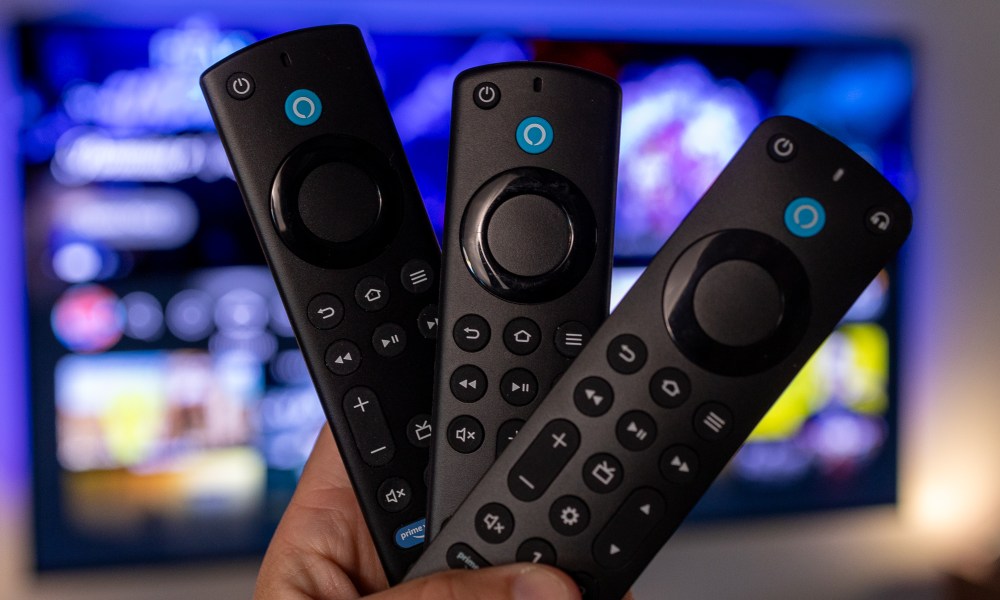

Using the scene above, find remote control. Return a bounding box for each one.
[427,62,620,538]
[407,116,911,598]
[201,26,439,583]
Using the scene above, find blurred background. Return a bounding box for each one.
[0,0,998,599]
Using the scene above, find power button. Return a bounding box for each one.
[473,82,501,110]
[767,134,796,162]
[226,72,255,100]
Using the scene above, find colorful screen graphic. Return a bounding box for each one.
[21,19,911,568]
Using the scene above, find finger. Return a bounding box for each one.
[368,564,581,600]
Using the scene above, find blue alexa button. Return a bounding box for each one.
[285,89,322,126]
[516,116,553,154]
[784,197,826,238]
[394,518,426,549]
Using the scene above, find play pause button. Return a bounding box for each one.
[450,365,487,402]
[501,368,538,406]
[573,376,614,417]
[592,487,665,569]
[372,323,406,357]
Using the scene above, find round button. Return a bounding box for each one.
[406,414,433,447]
[417,304,439,339]
[299,162,380,243]
[500,368,538,406]
[693,261,783,347]
[865,207,893,234]
[285,89,322,126]
[516,116,553,154]
[573,376,613,417]
[549,495,590,536]
[607,334,647,374]
[377,477,412,513]
[325,339,361,376]
[372,323,406,358]
[583,453,624,494]
[475,502,514,544]
[517,538,556,565]
[401,259,434,294]
[555,321,590,357]
[447,415,484,453]
[616,410,657,451]
[660,445,699,485]
[473,82,501,109]
[496,419,524,457]
[785,197,826,237]
[649,367,691,409]
[694,402,734,441]
[767,133,796,162]
[450,365,487,403]
[487,195,571,277]
[226,72,255,100]
[355,276,389,311]
[453,314,491,352]
[503,317,541,355]
[307,293,344,330]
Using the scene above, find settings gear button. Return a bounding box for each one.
[549,495,590,536]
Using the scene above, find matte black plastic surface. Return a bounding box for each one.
[200,26,439,583]
[407,117,911,599]
[427,62,620,538]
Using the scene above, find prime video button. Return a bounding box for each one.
[784,197,826,238]
[394,518,426,549]
[516,116,553,154]
[284,89,322,126]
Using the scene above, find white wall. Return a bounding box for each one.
[2,1,999,598]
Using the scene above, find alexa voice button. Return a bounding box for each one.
[284,89,323,126]
[516,116,553,154]
[226,72,255,100]
[473,82,501,109]
[784,197,826,238]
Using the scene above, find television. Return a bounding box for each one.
[18,17,912,569]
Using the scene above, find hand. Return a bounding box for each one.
[253,425,585,600]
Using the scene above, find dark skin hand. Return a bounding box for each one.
[255,426,636,600]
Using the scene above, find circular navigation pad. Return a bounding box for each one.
[271,135,403,269]
[460,168,596,303]
[662,230,810,376]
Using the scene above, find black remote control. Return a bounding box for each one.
[201,26,439,583]
[427,62,620,538]
[407,116,911,598]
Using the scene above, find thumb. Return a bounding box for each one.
[368,564,581,600]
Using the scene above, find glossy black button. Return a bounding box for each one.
[616,410,657,451]
[592,487,666,569]
[549,495,590,536]
[377,477,412,512]
[503,317,541,355]
[607,334,647,374]
[649,367,691,409]
[496,419,524,457]
[417,304,439,339]
[767,133,797,162]
[454,314,490,352]
[372,323,406,357]
[694,260,782,347]
[660,445,699,485]
[325,339,361,375]
[447,543,490,570]
[447,415,484,454]
[226,72,255,99]
[583,453,624,494]
[500,368,538,406]
[298,162,380,243]
[487,194,571,277]
[450,365,487,403]
[555,321,590,357]
[694,402,734,441]
[401,259,434,294]
[865,207,894,235]
[573,376,613,417]
[307,293,344,329]
[355,276,389,311]
[475,502,514,544]
[342,386,394,466]
[517,538,556,565]
[508,420,580,502]
[473,81,501,110]
[406,413,433,447]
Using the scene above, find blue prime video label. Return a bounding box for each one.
[394,518,426,548]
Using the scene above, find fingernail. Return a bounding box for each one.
[512,566,577,600]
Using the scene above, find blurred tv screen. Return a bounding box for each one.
[19,18,912,569]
